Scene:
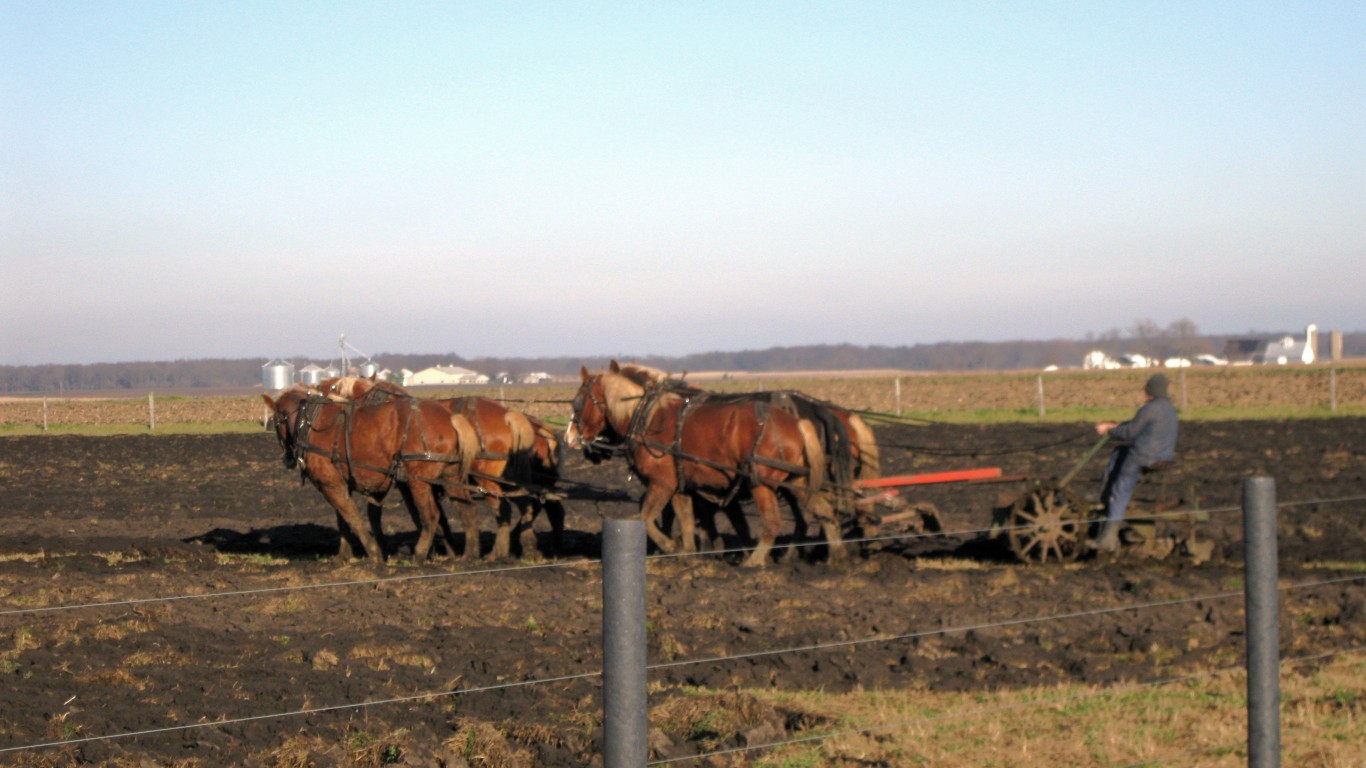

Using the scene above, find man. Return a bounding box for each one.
[1092,372,1179,551]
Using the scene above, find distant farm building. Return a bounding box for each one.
[521,371,554,384]
[403,365,489,387]
[1083,351,1161,369]
[1224,325,1319,365]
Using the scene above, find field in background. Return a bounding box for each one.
[2,364,1364,435]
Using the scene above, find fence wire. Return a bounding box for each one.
[650,647,1365,767]
[4,572,1360,757]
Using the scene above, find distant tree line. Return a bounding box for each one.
[3,325,1361,393]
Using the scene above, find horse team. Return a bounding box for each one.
[262,361,880,567]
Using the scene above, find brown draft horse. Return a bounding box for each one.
[615,365,883,550]
[262,385,478,562]
[435,396,536,559]
[319,377,549,561]
[566,361,836,567]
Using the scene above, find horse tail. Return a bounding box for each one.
[847,413,881,480]
[530,416,562,475]
[503,410,537,481]
[797,419,826,496]
[448,413,481,486]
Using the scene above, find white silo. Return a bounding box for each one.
[262,359,295,391]
[298,364,325,386]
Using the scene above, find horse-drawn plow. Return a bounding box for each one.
[264,367,1215,569]
[831,424,1216,565]
[854,433,1214,565]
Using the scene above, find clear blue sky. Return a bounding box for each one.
[3,1,1362,365]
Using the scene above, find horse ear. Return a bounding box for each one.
[368,372,377,382]
[609,360,620,373]
[262,393,276,408]
[580,366,591,383]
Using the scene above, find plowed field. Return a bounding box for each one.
[1,418,1363,766]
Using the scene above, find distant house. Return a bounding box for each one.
[404,365,489,386]
[1082,350,1117,370]
[520,371,554,384]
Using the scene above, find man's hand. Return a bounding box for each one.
[1096,422,1117,435]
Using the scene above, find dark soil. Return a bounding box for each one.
[0,419,1363,766]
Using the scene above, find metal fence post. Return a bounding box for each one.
[1242,476,1281,768]
[603,519,647,767]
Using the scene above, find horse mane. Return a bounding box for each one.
[599,370,652,428]
[319,376,369,400]
[615,362,672,387]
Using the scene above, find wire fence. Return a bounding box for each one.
[1,491,1363,764]
[5,364,1366,432]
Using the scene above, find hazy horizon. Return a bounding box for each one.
[1,325,1349,369]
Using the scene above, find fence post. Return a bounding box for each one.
[894,378,901,416]
[1242,476,1281,768]
[1036,375,1045,418]
[1329,368,1337,413]
[43,398,49,432]
[602,518,647,767]
[148,392,155,431]
[1180,368,1188,411]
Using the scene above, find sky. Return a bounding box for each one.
[3,1,1363,366]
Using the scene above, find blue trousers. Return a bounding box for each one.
[1100,447,1142,523]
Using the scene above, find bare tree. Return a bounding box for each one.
[1129,319,1164,364]
[1167,318,1201,360]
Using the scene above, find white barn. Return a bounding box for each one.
[404,365,489,386]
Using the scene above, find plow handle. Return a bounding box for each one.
[1057,433,1110,490]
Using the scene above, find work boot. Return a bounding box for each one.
[1092,520,1121,552]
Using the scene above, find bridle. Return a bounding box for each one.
[567,378,621,462]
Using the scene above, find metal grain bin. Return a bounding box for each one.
[358,361,378,379]
[298,364,325,386]
[262,359,295,391]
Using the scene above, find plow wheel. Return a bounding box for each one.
[1008,483,1088,564]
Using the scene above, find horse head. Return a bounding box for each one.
[262,386,319,470]
[566,366,619,464]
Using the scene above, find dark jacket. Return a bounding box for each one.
[1107,396,1178,466]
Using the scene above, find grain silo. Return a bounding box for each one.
[358,360,379,379]
[298,364,325,386]
[261,359,294,391]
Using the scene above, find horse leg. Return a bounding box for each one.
[670,494,698,554]
[441,489,481,560]
[489,496,515,560]
[742,485,782,567]
[807,492,847,564]
[334,510,359,560]
[725,501,753,544]
[545,499,566,556]
[639,484,678,554]
[513,498,542,560]
[364,492,388,558]
[318,482,384,564]
[403,480,444,562]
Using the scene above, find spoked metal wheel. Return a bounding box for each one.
[1008,483,1088,564]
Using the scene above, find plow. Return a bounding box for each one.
[854,434,1214,565]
